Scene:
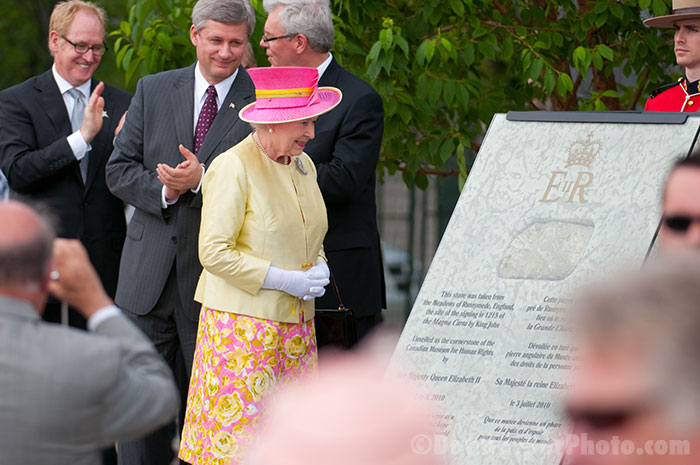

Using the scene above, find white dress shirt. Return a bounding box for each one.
[317,53,333,79]
[87,305,122,331]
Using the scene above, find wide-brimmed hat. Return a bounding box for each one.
[644,0,700,28]
[239,67,342,124]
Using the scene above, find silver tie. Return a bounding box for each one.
[67,88,88,182]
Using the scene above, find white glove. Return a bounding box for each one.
[262,266,330,300]
[306,259,330,281]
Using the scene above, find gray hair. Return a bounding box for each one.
[262,0,334,53]
[192,0,256,37]
[572,252,700,428]
[0,202,55,288]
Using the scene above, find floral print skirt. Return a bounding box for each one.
[178,306,317,465]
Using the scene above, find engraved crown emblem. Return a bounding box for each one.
[566,131,601,169]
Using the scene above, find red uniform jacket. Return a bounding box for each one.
[645,78,700,112]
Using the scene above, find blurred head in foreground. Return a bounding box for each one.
[661,155,700,249]
[247,342,443,465]
[0,201,55,312]
[564,252,700,465]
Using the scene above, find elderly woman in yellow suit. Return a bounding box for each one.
[178,67,342,465]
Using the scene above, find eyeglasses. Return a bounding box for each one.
[663,215,700,233]
[261,33,293,43]
[565,405,649,431]
[61,35,107,56]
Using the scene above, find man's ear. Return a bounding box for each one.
[294,33,309,55]
[190,24,199,47]
[48,30,60,56]
[40,259,53,295]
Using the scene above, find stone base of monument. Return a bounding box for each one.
[390,111,700,464]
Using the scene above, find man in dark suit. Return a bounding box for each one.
[105,0,256,462]
[0,0,130,331]
[260,0,386,342]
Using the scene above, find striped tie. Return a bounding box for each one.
[67,88,89,182]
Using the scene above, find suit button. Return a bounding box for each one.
[171,236,177,244]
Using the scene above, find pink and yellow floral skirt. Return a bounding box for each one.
[178,306,317,465]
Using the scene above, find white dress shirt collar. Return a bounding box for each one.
[52,64,91,100]
[194,62,238,110]
[317,53,333,79]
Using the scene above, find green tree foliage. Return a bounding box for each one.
[110,0,677,188]
[110,0,197,87]
[0,0,53,90]
[109,0,268,89]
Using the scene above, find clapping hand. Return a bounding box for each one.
[80,81,105,143]
[156,144,204,200]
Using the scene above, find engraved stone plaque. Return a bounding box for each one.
[389,113,700,465]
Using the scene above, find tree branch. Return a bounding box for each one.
[482,19,570,34]
[396,163,463,177]
[629,67,651,110]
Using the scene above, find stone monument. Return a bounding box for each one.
[389,112,700,464]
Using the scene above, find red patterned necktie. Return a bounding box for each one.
[193,85,218,155]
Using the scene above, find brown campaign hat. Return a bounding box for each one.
[645,0,700,28]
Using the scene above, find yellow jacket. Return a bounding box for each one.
[194,134,328,323]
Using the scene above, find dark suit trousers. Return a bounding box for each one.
[117,262,198,465]
[354,312,384,344]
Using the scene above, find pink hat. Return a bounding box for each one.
[239,67,342,124]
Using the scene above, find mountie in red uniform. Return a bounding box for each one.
[645,77,700,112]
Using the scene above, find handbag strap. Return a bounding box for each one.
[329,271,346,311]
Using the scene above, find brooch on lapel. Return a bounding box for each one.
[102,110,109,118]
[294,157,308,176]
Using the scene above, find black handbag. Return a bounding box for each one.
[314,272,357,349]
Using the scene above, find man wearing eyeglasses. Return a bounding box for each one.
[0,0,130,337]
[564,254,700,465]
[260,0,386,344]
[660,155,700,249]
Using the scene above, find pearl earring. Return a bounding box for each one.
[268,127,273,133]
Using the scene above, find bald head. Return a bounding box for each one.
[0,202,44,246]
[0,201,55,291]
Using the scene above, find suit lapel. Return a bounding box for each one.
[35,71,73,139]
[35,70,83,186]
[319,58,341,87]
[314,59,342,137]
[197,67,255,166]
[171,65,196,160]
